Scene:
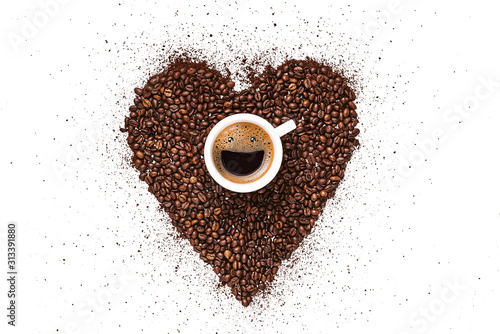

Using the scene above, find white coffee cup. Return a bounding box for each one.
[204,114,296,193]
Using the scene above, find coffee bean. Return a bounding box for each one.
[229,277,239,286]
[198,193,207,203]
[142,99,152,109]
[123,59,360,307]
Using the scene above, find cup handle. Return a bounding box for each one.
[274,119,297,137]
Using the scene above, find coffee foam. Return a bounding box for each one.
[212,122,274,183]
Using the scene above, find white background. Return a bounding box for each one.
[1,0,499,333]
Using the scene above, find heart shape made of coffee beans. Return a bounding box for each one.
[121,59,360,306]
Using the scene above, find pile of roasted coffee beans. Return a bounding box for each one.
[121,59,360,306]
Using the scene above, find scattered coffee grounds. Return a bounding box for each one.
[120,59,360,306]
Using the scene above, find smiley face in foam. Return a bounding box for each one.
[212,122,274,184]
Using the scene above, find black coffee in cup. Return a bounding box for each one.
[221,150,265,176]
[212,122,274,183]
